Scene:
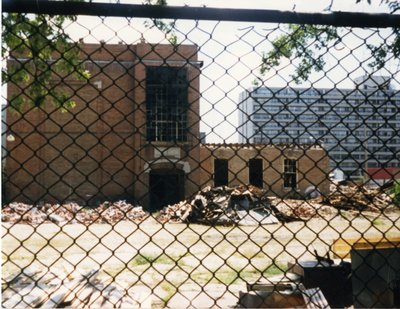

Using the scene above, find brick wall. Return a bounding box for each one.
[5,42,201,206]
[5,42,329,208]
[199,144,330,197]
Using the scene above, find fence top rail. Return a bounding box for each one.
[3,0,400,28]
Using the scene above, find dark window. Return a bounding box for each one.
[146,66,188,142]
[249,158,263,188]
[214,159,228,187]
[283,159,297,188]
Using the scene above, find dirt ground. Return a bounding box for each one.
[2,210,400,308]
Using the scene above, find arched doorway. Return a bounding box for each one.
[149,168,185,212]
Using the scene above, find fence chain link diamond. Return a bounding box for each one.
[2,3,400,308]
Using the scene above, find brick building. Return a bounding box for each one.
[200,144,329,198]
[5,42,329,209]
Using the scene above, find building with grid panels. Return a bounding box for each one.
[238,76,400,178]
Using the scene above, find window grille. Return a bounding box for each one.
[283,159,297,189]
[146,66,188,142]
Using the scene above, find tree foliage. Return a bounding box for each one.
[3,0,398,111]
[1,0,178,112]
[261,0,400,82]
[391,181,400,205]
[144,0,178,44]
[2,13,90,112]
[261,25,339,83]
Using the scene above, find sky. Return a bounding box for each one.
[62,0,399,142]
[3,0,398,143]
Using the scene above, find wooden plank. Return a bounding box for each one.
[103,285,125,308]
[85,289,106,308]
[2,283,54,308]
[63,270,99,305]
[41,270,98,308]
[71,285,96,307]
[120,287,153,308]
[332,236,400,259]
[3,267,43,288]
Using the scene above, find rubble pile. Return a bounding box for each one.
[157,185,279,225]
[2,183,396,226]
[268,197,337,222]
[2,201,148,225]
[325,183,394,211]
[157,183,396,225]
[93,201,149,224]
[156,200,193,224]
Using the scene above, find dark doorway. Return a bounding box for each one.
[149,169,185,211]
[249,158,263,188]
[214,159,228,187]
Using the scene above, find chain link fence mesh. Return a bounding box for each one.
[2,3,400,308]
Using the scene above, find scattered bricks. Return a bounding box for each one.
[2,183,394,226]
[2,201,148,225]
[157,201,193,224]
[157,185,278,225]
[324,183,393,212]
[48,214,66,225]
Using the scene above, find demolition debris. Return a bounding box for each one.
[156,185,336,224]
[156,183,396,225]
[2,183,396,226]
[324,183,394,211]
[156,185,279,225]
[1,201,148,225]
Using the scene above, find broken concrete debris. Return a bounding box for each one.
[2,201,148,225]
[324,183,393,211]
[157,183,396,224]
[156,185,279,225]
[2,183,396,226]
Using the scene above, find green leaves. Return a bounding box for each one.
[261,24,339,83]
[260,1,400,83]
[391,181,400,206]
[2,12,89,112]
[143,0,178,45]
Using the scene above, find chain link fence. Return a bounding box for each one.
[2,2,400,308]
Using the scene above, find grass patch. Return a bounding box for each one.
[372,218,385,227]
[190,271,213,283]
[215,270,239,285]
[132,254,158,266]
[160,282,177,306]
[188,261,288,286]
[129,253,178,267]
[263,262,288,276]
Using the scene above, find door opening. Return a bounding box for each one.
[149,169,185,212]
